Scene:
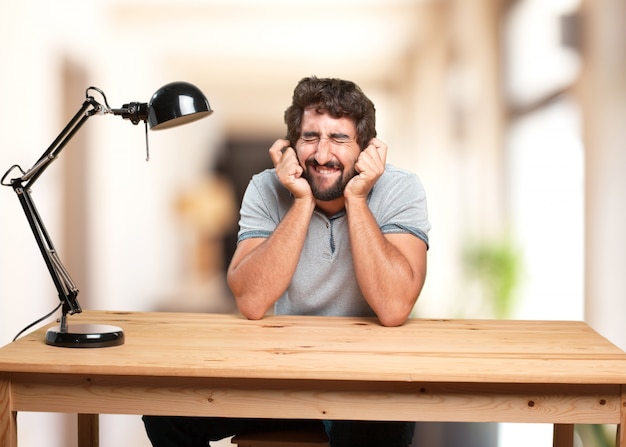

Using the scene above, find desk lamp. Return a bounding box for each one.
[1,82,213,348]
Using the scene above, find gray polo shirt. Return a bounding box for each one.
[237,164,430,317]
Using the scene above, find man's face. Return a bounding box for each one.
[295,108,361,202]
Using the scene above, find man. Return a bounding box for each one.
[143,76,430,447]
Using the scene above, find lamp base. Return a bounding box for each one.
[45,324,125,348]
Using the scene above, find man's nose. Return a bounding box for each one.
[314,139,333,165]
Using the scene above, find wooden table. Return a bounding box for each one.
[1,311,626,447]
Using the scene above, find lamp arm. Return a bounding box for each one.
[2,95,106,327]
[12,182,82,319]
[22,96,103,188]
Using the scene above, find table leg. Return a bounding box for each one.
[0,373,17,447]
[553,424,574,447]
[618,386,626,447]
[78,414,99,447]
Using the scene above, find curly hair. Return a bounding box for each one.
[284,76,376,150]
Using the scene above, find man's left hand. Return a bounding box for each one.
[344,137,387,199]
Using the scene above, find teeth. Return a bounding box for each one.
[317,167,335,174]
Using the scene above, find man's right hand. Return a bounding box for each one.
[269,138,312,200]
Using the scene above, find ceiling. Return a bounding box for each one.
[107,0,439,135]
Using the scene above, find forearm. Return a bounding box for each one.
[345,197,426,326]
[227,198,315,319]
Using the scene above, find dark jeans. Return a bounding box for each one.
[142,416,415,447]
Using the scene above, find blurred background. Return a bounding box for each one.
[1,0,624,446]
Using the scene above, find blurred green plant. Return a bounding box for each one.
[462,235,522,319]
[576,424,615,447]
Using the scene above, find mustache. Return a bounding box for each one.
[305,159,343,170]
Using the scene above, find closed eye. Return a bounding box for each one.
[300,133,354,145]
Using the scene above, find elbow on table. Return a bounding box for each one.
[375,298,418,327]
[377,313,410,327]
[234,296,270,321]
[240,309,267,321]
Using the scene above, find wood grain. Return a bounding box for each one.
[1,311,625,384]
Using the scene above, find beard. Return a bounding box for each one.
[304,159,357,201]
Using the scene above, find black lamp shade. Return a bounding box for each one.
[148,82,213,130]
